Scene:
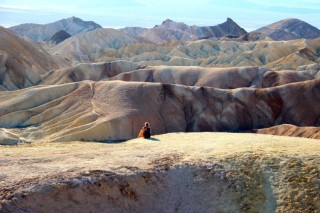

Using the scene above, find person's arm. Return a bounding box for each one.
[137,129,144,138]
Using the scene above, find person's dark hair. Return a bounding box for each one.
[143,122,151,138]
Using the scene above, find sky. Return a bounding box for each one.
[1,0,320,31]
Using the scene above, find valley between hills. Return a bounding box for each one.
[0,17,319,212]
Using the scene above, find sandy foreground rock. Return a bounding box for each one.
[0,132,319,212]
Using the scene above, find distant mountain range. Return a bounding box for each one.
[255,18,320,41]
[8,17,320,44]
[121,18,247,43]
[9,16,102,42]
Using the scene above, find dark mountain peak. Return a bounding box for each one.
[215,18,247,36]
[48,30,71,44]
[226,17,234,23]
[220,17,241,27]
[162,19,174,25]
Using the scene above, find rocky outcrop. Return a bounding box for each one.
[255,18,320,41]
[9,16,102,42]
[0,27,59,90]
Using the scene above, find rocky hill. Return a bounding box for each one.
[9,16,102,42]
[55,35,320,68]
[0,77,319,144]
[255,18,320,40]
[50,28,142,63]
[0,27,59,90]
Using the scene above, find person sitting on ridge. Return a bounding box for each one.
[138,122,151,139]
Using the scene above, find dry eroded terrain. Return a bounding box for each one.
[1,132,319,212]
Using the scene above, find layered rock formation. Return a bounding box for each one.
[0,78,319,144]
[52,32,320,68]
[0,27,59,90]
[1,20,320,142]
[14,17,314,67]
[41,61,142,85]
[1,16,320,213]
[39,64,317,93]
[115,38,320,69]
[109,66,317,88]
[50,28,141,63]
[255,18,320,40]
[9,16,102,42]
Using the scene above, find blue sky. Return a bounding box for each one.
[1,0,320,31]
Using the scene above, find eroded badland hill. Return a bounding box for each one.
[0,17,320,212]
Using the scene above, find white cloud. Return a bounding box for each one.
[0,5,33,10]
